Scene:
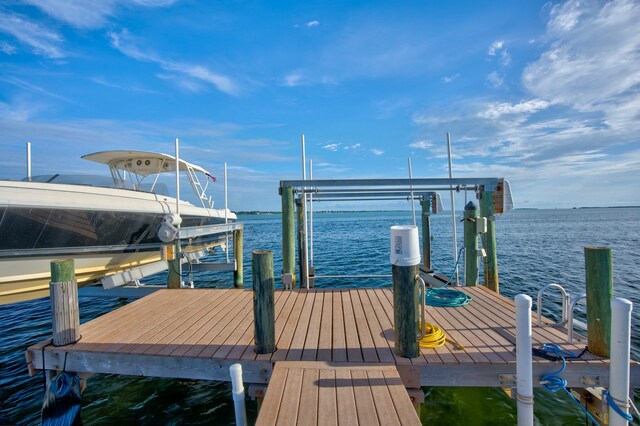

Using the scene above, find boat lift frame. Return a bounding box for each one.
[279,177,511,289]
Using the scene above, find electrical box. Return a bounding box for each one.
[476,217,488,234]
[162,245,176,261]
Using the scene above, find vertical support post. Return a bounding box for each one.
[26,142,32,181]
[295,198,308,289]
[609,297,632,426]
[252,250,276,354]
[463,201,478,286]
[515,294,534,426]
[233,228,244,288]
[167,242,181,289]
[480,189,499,292]
[393,264,420,358]
[229,364,247,426]
[50,259,80,346]
[585,246,613,357]
[420,198,432,271]
[281,186,296,287]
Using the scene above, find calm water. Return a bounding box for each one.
[1,208,638,425]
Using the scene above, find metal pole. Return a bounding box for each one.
[408,157,416,226]
[309,159,314,268]
[609,297,632,426]
[225,162,229,263]
[175,138,182,285]
[26,142,32,181]
[301,134,309,289]
[446,132,460,285]
[515,294,534,426]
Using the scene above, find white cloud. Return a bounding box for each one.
[343,143,361,150]
[283,72,303,87]
[441,73,460,84]
[523,0,640,131]
[488,40,504,56]
[371,149,384,156]
[0,11,64,58]
[322,143,340,151]
[409,140,435,150]
[486,71,505,89]
[306,20,320,27]
[109,29,238,95]
[0,41,17,55]
[478,99,550,120]
[24,0,178,29]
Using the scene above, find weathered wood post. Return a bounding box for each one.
[585,247,613,357]
[50,259,80,346]
[480,189,499,293]
[420,197,432,271]
[295,198,308,288]
[253,250,276,354]
[281,186,296,288]
[233,228,244,288]
[167,242,181,289]
[391,225,421,358]
[463,201,479,286]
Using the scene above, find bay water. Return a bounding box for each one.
[1,208,638,425]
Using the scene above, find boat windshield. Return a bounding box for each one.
[25,175,170,196]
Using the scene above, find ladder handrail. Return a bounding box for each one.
[567,293,587,343]
[536,283,570,328]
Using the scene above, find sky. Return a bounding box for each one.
[0,0,639,211]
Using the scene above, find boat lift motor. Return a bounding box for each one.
[157,213,182,243]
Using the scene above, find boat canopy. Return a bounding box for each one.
[82,150,212,177]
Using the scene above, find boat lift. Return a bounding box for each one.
[279,176,513,289]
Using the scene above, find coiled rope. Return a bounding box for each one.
[425,288,471,307]
[539,343,601,426]
[418,322,464,350]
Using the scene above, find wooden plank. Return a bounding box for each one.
[276,367,304,426]
[331,290,347,362]
[341,290,363,362]
[350,288,379,363]
[317,368,337,426]
[256,290,296,361]
[357,289,396,364]
[201,290,255,359]
[255,365,289,426]
[367,369,401,425]
[334,368,358,425]
[383,369,422,425]
[316,291,333,362]
[286,291,316,360]
[241,290,289,360]
[350,369,380,424]
[272,291,307,361]
[301,290,324,361]
[296,368,319,426]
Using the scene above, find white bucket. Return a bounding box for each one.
[390,225,420,266]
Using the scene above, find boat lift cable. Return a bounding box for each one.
[539,343,602,426]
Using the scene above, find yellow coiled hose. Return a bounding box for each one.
[418,322,464,349]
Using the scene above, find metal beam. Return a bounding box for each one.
[281,177,501,188]
[177,222,243,239]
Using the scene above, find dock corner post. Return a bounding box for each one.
[281,186,296,288]
[609,297,632,426]
[479,189,499,293]
[252,250,276,354]
[167,242,182,289]
[585,246,613,358]
[515,294,534,426]
[392,263,421,358]
[463,201,479,286]
[233,228,244,288]
[50,259,80,346]
[295,197,308,288]
[420,198,432,271]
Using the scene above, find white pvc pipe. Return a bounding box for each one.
[609,297,632,426]
[408,157,416,226]
[26,142,31,181]
[515,294,534,426]
[174,138,182,285]
[446,132,460,285]
[224,162,229,263]
[229,363,247,426]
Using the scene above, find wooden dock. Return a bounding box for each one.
[26,286,639,424]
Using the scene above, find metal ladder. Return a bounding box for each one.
[536,283,587,343]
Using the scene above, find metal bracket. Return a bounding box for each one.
[499,374,516,387]
[581,375,602,387]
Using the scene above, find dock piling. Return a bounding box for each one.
[281,186,296,288]
[252,250,276,354]
[50,259,80,346]
[585,246,613,357]
[480,189,499,292]
[420,197,432,271]
[233,228,244,288]
[167,242,181,289]
[464,201,478,286]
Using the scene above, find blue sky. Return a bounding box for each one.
[1,0,639,211]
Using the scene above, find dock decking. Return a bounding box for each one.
[255,362,421,426]
[27,286,637,389]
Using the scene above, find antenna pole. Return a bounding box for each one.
[408,157,416,226]
[301,134,309,289]
[26,142,32,181]
[225,162,229,263]
[175,137,182,285]
[447,132,460,285]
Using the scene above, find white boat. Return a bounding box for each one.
[0,150,236,304]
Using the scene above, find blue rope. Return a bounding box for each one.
[539,343,601,426]
[603,390,634,422]
[425,288,472,307]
